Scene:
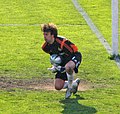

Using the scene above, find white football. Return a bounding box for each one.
[50,54,62,65]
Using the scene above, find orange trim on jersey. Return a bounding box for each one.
[56,38,73,53]
[61,39,67,49]
[42,42,47,50]
[70,44,78,53]
[63,43,73,53]
[56,38,62,44]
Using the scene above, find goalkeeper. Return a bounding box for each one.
[41,23,82,99]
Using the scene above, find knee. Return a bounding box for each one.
[65,66,73,74]
[54,79,64,90]
[55,85,63,90]
[65,61,75,74]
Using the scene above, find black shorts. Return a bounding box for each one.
[55,52,82,81]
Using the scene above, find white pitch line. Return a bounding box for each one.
[72,0,120,68]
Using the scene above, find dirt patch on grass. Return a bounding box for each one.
[0,77,93,91]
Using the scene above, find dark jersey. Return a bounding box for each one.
[42,36,79,65]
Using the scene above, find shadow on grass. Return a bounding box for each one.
[60,95,97,114]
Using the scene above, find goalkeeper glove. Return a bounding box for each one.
[54,66,66,73]
[47,66,57,73]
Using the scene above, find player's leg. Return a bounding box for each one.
[65,60,75,89]
[54,70,80,99]
[64,61,75,98]
[71,52,82,94]
[54,71,72,99]
[54,52,82,98]
[54,72,67,90]
[64,52,82,98]
[54,78,65,90]
[72,78,80,94]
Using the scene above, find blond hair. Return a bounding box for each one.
[41,23,58,37]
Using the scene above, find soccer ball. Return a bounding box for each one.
[50,54,62,66]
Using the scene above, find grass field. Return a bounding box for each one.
[0,0,120,114]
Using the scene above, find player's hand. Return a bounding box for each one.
[47,66,57,73]
[54,66,66,73]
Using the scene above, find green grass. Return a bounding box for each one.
[0,0,120,114]
[0,88,120,114]
[78,0,120,53]
[0,0,84,25]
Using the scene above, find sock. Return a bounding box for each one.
[63,80,77,89]
[66,73,74,89]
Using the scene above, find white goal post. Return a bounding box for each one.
[112,0,119,56]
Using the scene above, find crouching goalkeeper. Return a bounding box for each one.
[41,23,82,99]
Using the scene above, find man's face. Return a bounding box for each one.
[43,32,54,44]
